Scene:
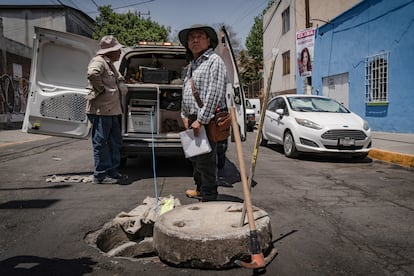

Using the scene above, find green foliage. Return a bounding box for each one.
[92,6,170,46]
[238,50,260,83]
[240,0,275,84]
[245,15,263,65]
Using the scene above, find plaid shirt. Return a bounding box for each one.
[181,48,227,124]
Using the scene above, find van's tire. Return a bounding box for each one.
[120,157,127,168]
[217,152,226,169]
[216,140,228,169]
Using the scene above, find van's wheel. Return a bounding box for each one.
[216,140,228,169]
[283,131,299,158]
[120,157,127,168]
[217,152,226,169]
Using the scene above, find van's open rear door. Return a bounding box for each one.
[22,27,98,138]
[215,26,247,141]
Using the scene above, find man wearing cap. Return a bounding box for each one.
[86,35,128,184]
[179,24,227,201]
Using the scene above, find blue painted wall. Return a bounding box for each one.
[307,0,414,133]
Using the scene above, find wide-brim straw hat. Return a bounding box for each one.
[178,24,218,49]
[96,35,124,55]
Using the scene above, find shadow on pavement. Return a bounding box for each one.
[265,144,373,164]
[0,184,72,191]
[0,199,59,209]
[0,255,96,276]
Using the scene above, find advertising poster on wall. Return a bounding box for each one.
[296,28,315,77]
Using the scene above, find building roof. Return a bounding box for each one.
[0,0,94,22]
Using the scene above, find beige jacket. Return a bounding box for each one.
[86,55,123,115]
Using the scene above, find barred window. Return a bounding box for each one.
[282,51,290,75]
[282,7,290,34]
[365,52,389,102]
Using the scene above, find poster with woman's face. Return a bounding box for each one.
[296,28,315,77]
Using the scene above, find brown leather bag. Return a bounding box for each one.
[190,78,231,142]
[207,111,231,142]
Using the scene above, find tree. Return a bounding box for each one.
[240,0,275,85]
[238,49,260,84]
[213,23,242,56]
[245,15,263,65]
[93,6,170,46]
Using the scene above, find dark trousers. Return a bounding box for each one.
[190,134,217,201]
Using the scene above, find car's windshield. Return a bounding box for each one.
[246,100,252,109]
[288,97,349,113]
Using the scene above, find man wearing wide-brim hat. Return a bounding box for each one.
[86,35,128,184]
[179,24,227,202]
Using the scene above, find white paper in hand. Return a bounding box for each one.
[179,125,212,158]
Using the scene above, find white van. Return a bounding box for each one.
[248,98,261,123]
[22,27,247,167]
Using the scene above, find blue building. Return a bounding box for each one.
[308,0,414,134]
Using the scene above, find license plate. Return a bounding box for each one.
[339,137,355,146]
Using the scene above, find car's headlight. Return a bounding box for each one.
[295,118,322,130]
[363,120,370,131]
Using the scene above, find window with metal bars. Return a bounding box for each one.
[282,7,290,34]
[282,51,290,75]
[365,52,389,103]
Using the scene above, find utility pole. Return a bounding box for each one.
[305,0,310,28]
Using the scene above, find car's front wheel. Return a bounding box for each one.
[283,131,299,158]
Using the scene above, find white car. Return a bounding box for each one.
[261,95,372,158]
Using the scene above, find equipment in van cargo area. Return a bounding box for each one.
[127,99,157,133]
[160,89,181,111]
[142,68,171,84]
[127,111,157,133]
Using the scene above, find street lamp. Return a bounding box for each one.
[309,18,331,25]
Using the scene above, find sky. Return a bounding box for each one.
[4,0,269,47]
[79,0,269,46]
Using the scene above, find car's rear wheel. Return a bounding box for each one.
[283,131,299,158]
[260,132,268,146]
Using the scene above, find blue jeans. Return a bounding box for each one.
[87,114,122,179]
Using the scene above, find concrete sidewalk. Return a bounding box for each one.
[0,129,413,168]
[369,132,414,168]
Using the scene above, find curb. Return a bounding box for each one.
[368,148,414,168]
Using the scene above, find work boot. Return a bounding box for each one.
[185,189,201,198]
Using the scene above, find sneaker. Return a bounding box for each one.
[110,173,128,181]
[93,176,119,184]
[185,189,201,198]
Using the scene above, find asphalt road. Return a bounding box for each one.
[0,132,413,275]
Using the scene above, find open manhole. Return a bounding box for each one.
[84,196,180,259]
[84,198,275,269]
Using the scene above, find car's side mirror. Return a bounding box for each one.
[276,108,284,117]
[252,104,256,108]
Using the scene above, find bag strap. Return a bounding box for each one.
[190,77,204,108]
